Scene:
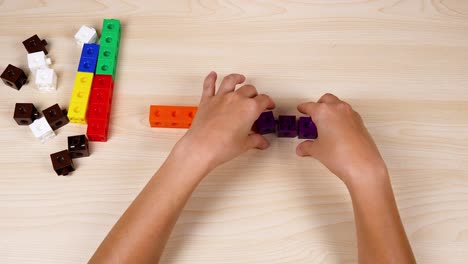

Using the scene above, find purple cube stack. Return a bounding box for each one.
[254,112,318,139]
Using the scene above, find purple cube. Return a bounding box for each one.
[277,115,297,138]
[255,111,276,135]
[298,116,318,139]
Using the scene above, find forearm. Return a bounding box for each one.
[346,167,415,264]
[89,141,210,264]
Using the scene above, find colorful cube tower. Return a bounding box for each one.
[87,19,120,141]
[67,19,120,142]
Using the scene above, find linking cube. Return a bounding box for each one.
[42,103,69,130]
[74,25,98,46]
[298,116,318,139]
[255,111,276,135]
[35,68,57,92]
[29,117,55,143]
[68,135,90,158]
[67,72,94,124]
[77,44,100,73]
[87,119,109,142]
[27,51,52,73]
[13,103,40,125]
[149,105,197,128]
[277,115,297,138]
[22,34,48,54]
[1,64,28,90]
[50,150,75,176]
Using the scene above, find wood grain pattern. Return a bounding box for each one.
[0,1,467,263]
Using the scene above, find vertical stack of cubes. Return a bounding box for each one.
[67,19,121,142]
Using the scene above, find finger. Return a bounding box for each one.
[253,94,275,111]
[245,133,270,150]
[296,140,319,157]
[201,71,217,101]
[318,93,341,103]
[297,102,320,115]
[217,74,245,95]
[236,84,258,98]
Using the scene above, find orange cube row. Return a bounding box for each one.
[149,105,198,128]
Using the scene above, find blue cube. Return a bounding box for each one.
[77,44,100,73]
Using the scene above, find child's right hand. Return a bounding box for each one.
[296,94,387,185]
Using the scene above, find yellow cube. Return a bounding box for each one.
[68,72,94,124]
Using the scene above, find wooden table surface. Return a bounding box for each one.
[1,1,467,263]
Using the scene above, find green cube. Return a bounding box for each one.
[102,19,121,35]
[98,45,118,61]
[96,58,116,79]
[101,32,120,49]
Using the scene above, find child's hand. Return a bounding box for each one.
[177,72,275,171]
[296,94,386,185]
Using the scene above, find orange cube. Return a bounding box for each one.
[149,105,197,128]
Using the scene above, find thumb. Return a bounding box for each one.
[245,134,270,150]
[296,140,319,158]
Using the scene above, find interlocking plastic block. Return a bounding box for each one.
[68,134,90,158]
[50,150,75,176]
[14,103,40,125]
[277,115,297,138]
[255,111,276,135]
[67,72,94,124]
[149,105,197,128]
[27,51,51,73]
[87,118,109,142]
[42,103,69,130]
[92,74,113,90]
[22,34,48,54]
[98,45,118,62]
[95,59,116,78]
[298,116,318,139]
[77,44,100,72]
[74,25,98,46]
[1,64,28,90]
[87,102,111,121]
[35,68,57,92]
[29,117,55,143]
[102,19,121,38]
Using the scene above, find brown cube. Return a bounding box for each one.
[42,103,69,130]
[1,64,28,90]
[50,150,75,176]
[13,103,40,125]
[22,34,48,54]
[68,135,90,158]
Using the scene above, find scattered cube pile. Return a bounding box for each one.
[2,18,121,176]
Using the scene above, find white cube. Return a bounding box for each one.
[74,25,98,46]
[27,51,52,73]
[29,117,56,143]
[35,68,57,92]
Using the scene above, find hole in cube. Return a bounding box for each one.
[171,111,177,117]
[104,51,111,57]
[102,65,109,71]
[55,121,63,127]
[7,70,16,77]
[171,123,177,126]
[107,24,114,30]
[105,37,113,44]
